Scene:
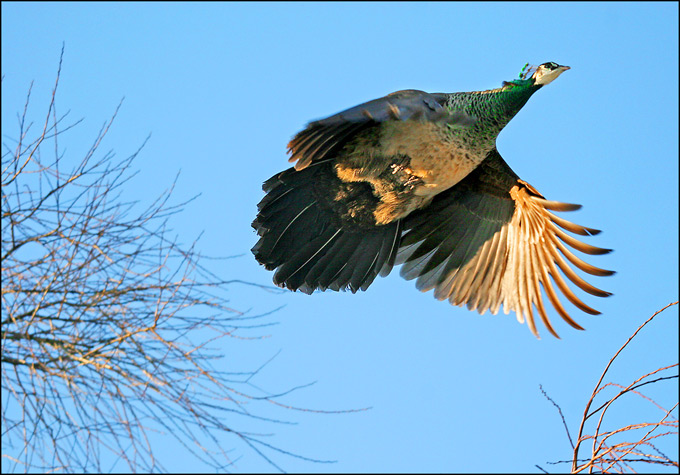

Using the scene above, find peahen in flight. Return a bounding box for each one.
[252,62,614,338]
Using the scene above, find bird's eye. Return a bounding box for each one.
[544,62,559,70]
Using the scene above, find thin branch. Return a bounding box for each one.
[2,48,350,473]
[570,301,679,473]
[540,384,575,450]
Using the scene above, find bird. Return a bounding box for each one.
[252,61,614,338]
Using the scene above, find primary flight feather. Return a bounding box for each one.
[252,62,614,338]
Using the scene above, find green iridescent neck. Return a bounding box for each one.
[500,77,536,90]
[445,78,541,150]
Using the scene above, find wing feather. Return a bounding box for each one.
[287,90,475,170]
[397,148,612,338]
[554,238,615,276]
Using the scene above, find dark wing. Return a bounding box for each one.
[288,89,474,170]
[252,164,402,294]
[397,149,614,338]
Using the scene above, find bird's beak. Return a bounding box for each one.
[559,65,571,71]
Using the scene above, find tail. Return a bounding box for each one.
[252,165,401,293]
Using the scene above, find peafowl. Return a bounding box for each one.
[252,62,613,338]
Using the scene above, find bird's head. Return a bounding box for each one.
[520,61,570,86]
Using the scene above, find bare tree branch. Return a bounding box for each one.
[540,302,678,473]
[2,46,358,473]
[572,301,679,473]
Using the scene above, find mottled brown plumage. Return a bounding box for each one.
[252,62,613,338]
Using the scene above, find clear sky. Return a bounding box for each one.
[2,2,678,473]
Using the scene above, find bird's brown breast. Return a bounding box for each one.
[334,121,489,225]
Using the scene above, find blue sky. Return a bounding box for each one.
[2,2,678,473]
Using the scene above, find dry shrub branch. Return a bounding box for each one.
[1,47,331,473]
[541,302,678,473]
[571,301,679,473]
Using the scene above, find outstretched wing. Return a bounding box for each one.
[397,149,614,338]
[288,89,474,170]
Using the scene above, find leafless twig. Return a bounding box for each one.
[540,302,678,473]
[2,46,360,473]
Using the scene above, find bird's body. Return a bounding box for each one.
[252,62,613,338]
